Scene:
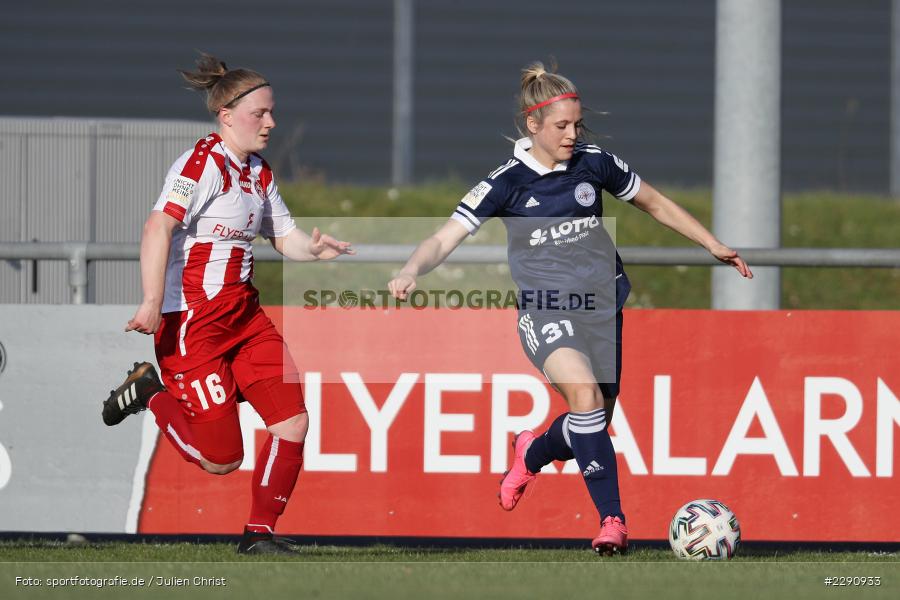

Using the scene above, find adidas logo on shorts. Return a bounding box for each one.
[582,460,604,477]
[525,197,540,208]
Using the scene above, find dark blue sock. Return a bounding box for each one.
[567,407,624,522]
[524,412,574,473]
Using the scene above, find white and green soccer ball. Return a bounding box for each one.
[669,499,741,560]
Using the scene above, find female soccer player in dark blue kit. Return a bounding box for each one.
[388,62,752,555]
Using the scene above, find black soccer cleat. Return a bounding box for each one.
[101,362,165,426]
[236,528,300,555]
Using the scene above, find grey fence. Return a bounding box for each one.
[1,242,897,305]
[0,117,212,304]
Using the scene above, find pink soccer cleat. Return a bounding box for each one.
[592,515,628,556]
[498,430,537,511]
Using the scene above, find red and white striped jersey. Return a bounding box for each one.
[153,133,296,313]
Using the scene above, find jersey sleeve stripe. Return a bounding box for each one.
[455,205,481,226]
[162,202,187,222]
[615,173,642,201]
[451,212,478,234]
[487,159,513,179]
[489,159,519,180]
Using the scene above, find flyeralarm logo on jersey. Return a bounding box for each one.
[134,309,900,542]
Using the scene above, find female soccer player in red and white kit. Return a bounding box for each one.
[389,62,751,555]
[101,54,353,554]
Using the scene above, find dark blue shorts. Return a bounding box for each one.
[516,309,623,399]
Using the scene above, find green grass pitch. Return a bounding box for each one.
[1,540,897,600]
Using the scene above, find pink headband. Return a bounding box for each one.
[524,92,579,114]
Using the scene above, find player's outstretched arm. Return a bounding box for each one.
[388,218,469,300]
[270,227,355,262]
[630,182,753,279]
[126,211,181,334]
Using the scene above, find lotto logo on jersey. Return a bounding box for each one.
[529,215,601,246]
[461,181,493,210]
[166,175,196,206]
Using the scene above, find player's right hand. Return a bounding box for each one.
[387,273,417,300]
[708,242,753,279]
[126,301,162,334]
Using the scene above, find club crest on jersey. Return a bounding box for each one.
[461,181,492,210]
[253,179,268,199]
[574,182,596,207]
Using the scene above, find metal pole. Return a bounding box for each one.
[712,0,782,309]
[67,243,88,305]
[2,242,900,267]
[392,0,414,186]
[891,0,900,196]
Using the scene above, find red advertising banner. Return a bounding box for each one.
[139,309,899,542]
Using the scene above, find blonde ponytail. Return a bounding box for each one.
[517,61,579,130]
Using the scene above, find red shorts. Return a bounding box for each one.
[154,284,305,432]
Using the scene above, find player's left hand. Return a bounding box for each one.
[125,300,163,334]
[309,227,355,260]
[708,242,753,278]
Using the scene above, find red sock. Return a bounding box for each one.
[147,391,204,468]
[246,435,304,533]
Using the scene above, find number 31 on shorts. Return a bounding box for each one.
[542,319,575,344]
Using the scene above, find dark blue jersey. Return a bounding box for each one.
[452,138,640,313]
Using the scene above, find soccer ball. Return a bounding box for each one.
[669,499,741,560]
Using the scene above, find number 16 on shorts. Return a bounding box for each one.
[189,373,227,410]
[171,366,236,418]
